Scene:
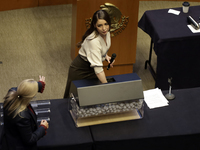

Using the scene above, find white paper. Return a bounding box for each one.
[168,9,180,15]
[187,25,200,33]
[143,88,169,109]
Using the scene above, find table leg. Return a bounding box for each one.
[144,39,156,80]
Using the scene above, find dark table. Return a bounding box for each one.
[138,5,200,90]
[0,99,93,150]
[2,87,200,150]
[90,87,200,150]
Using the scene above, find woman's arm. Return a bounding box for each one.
[96,71,107,83]
[16,114,46,145]
[38,75,46,93]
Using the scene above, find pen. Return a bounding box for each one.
[187,16,200,30]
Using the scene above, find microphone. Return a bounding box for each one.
[107,53,116,70]
[187,16,200,30]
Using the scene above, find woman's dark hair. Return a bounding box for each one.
[77,10,111,48]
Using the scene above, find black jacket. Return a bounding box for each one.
[1,104,45,150]
[1,85,46,150]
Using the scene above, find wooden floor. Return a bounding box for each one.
[0,1,200,102]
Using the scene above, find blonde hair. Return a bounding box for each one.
[3,79,38,118]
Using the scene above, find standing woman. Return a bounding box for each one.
[0,76,49,150]
[64,10,114,98]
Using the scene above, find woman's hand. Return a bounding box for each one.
[105,54,115,68]
[40,120,49,129]
[105,54,111,63]
[39,75,45,84]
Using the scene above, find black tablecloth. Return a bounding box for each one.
[37,99,93,150]
[138,6,200,90]
[0,99,93,150]
[2,87,200,150]
[90,87,200,150]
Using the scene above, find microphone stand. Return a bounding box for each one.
[165,78,175,100]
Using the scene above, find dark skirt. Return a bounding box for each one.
[63,55,97,98]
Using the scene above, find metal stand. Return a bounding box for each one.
[145,39,156,80]
[165,86,175,100]
[165,78,175,100]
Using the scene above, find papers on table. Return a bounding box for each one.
[187,25,200,33]
[168,9,180,15]
[143,88,169,109]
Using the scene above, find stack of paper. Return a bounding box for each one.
[143,88,169,109]
[187,25,200,33]
[168,9,180,15]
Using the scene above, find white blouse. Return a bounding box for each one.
[79,31,111,74]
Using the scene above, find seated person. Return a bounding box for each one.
[0,75,49,150]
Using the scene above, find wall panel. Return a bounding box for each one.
[38,0,72,6]
[0,0,38,11]
[71,0,139,76]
